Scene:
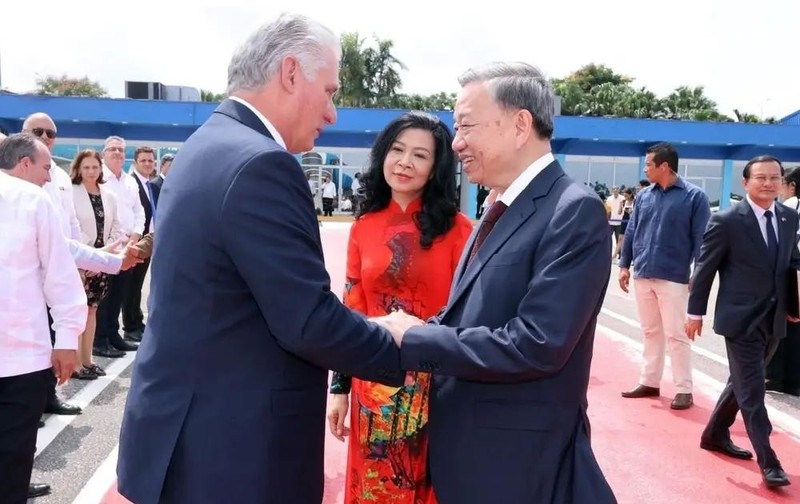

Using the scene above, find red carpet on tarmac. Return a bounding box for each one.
[98,226,799,503]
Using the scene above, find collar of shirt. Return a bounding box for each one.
[132,168,151,188]
[499,152,555,207]
[103,164,125,182]
[228,96,287,149]
[746,194,776,220]
[655,176,687,192]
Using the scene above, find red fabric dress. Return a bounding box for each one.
[338,198,473,504]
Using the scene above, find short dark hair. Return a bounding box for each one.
[638,179,651,187]
[783,166,800,198]
[0,133,41,170]
[646,142,679,173]
[134,146,156,161]
[743,155,784,179]
[70,149,105,185]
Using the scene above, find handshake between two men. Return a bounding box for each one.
[371,309,423,347]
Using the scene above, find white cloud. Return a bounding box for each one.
[2,0,797,119]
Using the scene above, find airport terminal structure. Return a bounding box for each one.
[1,93,799,218]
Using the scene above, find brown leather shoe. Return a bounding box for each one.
[621,385,660,398]
[671,393,693,410]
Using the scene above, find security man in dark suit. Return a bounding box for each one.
[686,155,800,489]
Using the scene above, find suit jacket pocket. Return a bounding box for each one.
[474,399,562,431]
[271,387,326,417]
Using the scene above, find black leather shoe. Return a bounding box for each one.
[765,380,785,393]
[700,439,753,459]
[763,466,790,488]
[110,337,138,352]
[44,398,82,415]
[124,330,143,342]
[38,419,45,428]
[621,385,660,398]
[93,343,125,358]
[671,393,694,410]
[28,483,51,498]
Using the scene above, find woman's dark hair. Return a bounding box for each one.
[783,166,800,198]
[357,111,458,249]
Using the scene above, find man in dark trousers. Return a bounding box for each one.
[686,155,799,489]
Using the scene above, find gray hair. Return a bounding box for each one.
[0,133,42,170]
[458,62,555,139]
[226,13,339,94]
[104,136,126,150]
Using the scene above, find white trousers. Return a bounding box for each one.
[634,278,693,394]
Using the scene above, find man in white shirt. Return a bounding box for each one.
[321,175,336,216]
[95,136,145,357]
[22,113,141,418]
[0,133,87,502]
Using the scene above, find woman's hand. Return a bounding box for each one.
[327,394,350,442]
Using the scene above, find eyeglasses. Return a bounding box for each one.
[30,127,57,139]
[105,146,124,153]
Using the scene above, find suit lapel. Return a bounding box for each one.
[738,201,769,255]
[445,161,565,311]
[214,99,275,141]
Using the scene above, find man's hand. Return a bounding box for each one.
[51,349,78,385]
[373,310,424,347]
[684,318,703,341]
[101,237,126,254]
[127,233,142,246]
[619,267,631,293]
[119,246,144,271]
[788,315,800,323]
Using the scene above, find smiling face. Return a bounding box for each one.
[452,82,516,189]
[382,127,436,201]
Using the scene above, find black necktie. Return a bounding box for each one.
[467,201,508,266]
[765,210,778,268]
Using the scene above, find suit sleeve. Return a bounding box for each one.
[618,198,638,268]
[399,194,612,382]
[687,212,728,316]
[330,222,367,394]
[690,191,712,264]
[221,151,402,385]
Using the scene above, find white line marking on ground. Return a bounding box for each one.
[36,352,136,457]
[71,445,119,504]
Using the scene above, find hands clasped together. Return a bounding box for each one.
[370,309,424,348]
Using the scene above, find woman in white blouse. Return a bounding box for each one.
[71,150,121,379]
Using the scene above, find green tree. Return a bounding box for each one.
[35,75,108,97]
[200,90,226,102]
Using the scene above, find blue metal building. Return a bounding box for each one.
[1,94,799,217]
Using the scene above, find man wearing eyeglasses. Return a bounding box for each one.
[686,155,798,488]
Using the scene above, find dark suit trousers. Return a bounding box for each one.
[122,259,150,333]
[95,268,132,347]
[0,369,51,504]
[703,322,781,469]
[766,321,800,388]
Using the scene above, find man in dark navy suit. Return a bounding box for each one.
[378,62,617,503]
[117,13,402,504]
[687,155,799,488]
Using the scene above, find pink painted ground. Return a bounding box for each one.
[101,226,799,503]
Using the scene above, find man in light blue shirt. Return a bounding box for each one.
[618,142,711,410]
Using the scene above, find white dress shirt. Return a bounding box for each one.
[132,169,156,234]
[746,195,779,246]
[499,152,555,207]
[0,171,88,378]
[102,165,146,238]
[43,162,81,240]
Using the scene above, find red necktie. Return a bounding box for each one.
[467,201,508,266]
